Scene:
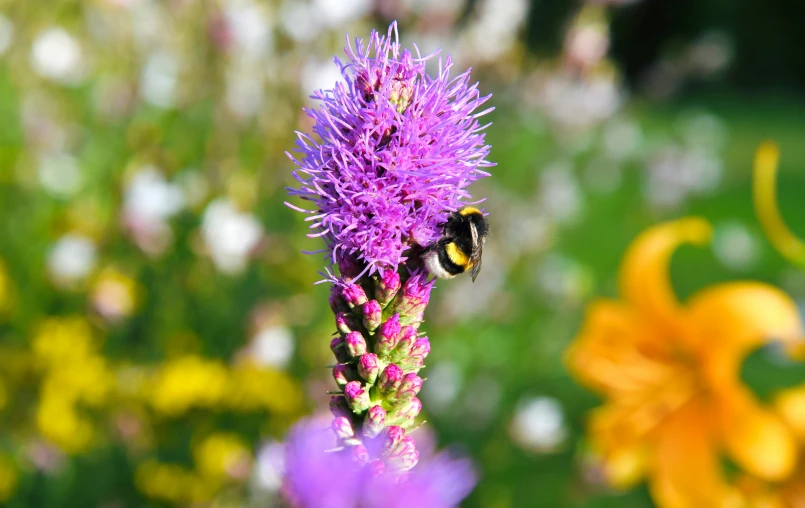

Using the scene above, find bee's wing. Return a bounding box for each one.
[469,222,483,282]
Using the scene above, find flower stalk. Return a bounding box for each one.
[753,142,805,269]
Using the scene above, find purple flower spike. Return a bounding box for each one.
[378,363,404,395]
[342,283,368,309]
[332,416,355,440]
[283,418,477,507]
[376,313,402,356]
[287,22,493,275]
[376,270,401,306]
[397,373,423,401]
[358,353,380,384]
[364,405,386,438]
[363,300,383,331]
[344,381,371,413]
[345,331,368,358]
[330,336,349,363]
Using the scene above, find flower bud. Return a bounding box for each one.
[376,270,401,306]
[342,283,368,309]
[335,312,359,335]
[393,273,432,322]
[357,353,380,384]
[387,436,419,472]
[332,363,356,387]
[329,286,349,314]
[389,397,422,427]
[377,364,403,395]
[352,444,370,466]
[391,326,417,361]
[362,300,382,332]
[363,405,386,438]
[337,252,364,280]
[332,416,354,440]
[396,373,423,401]
[345,331,367,358]
[382,425,406,452]
[411,336,431,357]
[399,336,430,371]
[329,395,351,419]
[344,381,371,413]
[330,337,349,363]
[376,314,401,356]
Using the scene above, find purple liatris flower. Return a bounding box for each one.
[284,20,489,503]
[282,419,476,508]
[286,21,493,275]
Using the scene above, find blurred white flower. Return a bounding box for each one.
[313,0,371,28]
[226,67,265,117]
[541,74,622,129]
[420,361,462,411]
[123,167,185,256]
[0,15,14,56]
[539,161,584,225]
[30,28,84,84]
[140,51,179,108]
[202,198,263,274]
[38,153,82,198]
[224,0,273,57]
[48,234,97,284]
[124,167,185,222]
[253,441,284,493]
[534,254,593,308]
[644,146,722,209]
[301,59,344,99]
[402,0,463,16]
[686,31,733,77]
[279,1,319,43]
[602,118,642,161]
[510,396,567,453]
[713,221,761,272]
[250,325,295,369]
[565,22,609,71]
[459,0,528,63]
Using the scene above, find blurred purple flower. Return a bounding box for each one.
[286,22,494,276]
[282,420,476,508]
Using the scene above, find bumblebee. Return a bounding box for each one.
[422,207,489,282]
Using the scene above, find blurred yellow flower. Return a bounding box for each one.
[149,355,230,416]
[193,433,252,481]
[135,460,213,505]
[566,218,804,507]
[0,259,12,315]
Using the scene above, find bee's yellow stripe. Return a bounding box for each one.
[459,206,481,216]
[445,242,469,267]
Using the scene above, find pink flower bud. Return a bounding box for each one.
[376,314,401,356]
[396,373,423,400]
[345,331,367,357]
[352,444,370,465]
[329,286,349,314]
[393,273,432,321]
[411,336,431,357]
[358,353,380,384]
[342,283,368,309]
[330,337,349,363]
[332,416,354,440]
[376,270,401,306]
[363,405,386,438]
[382,425,406,452]
[387,435,419,472]
[391,326,417,361]
[377,364,403,395]
[362,300,382,331]
[335,312,359,335]
[329,395,351,419]
[344,381,370,413]
[332,363,356,387]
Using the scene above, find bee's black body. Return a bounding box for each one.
[422,207,488,282]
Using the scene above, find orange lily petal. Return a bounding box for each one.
[587,404,650,489]
[686,282,803,384]
[774,384,805,441]
[566,300,677,398]
[649,402,737,508]
[719,386,797,482]
[618,218,711,332]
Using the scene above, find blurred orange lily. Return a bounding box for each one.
[566,218,804,508]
